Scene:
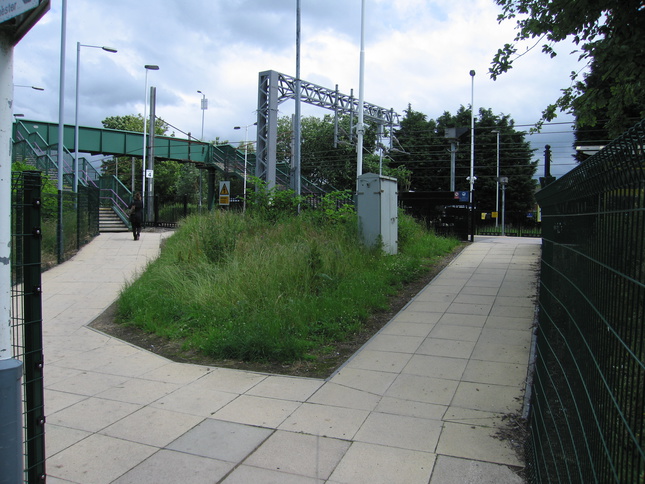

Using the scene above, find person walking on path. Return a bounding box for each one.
[128,192,144,240]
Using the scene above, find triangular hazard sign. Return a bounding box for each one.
[220,184,229,195]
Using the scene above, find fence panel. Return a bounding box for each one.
[530,120,645,483]
[11,171,46,483]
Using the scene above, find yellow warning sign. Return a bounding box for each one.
[219,181,230,206]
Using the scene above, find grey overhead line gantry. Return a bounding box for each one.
[256,70,400,189]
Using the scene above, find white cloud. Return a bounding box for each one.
[12,0,585,176]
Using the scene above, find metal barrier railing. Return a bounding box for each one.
[530,119,645,483]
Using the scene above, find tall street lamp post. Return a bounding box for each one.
[141,64,159,210]
[492,129,500,228]
[197,90,207,209]
[197,90,207,140]
[234,123,257,212]
[468,70,476,242]
[74,43,117,193]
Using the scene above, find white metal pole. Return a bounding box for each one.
[243,125,248,212]
[58,0,67,195]
[356,0,366,185]
[74,44,116,193]
[56,0,67,263]
[0,34,14,359]
[469,69,475,242]
[294,0,302,196]
[142,70,149,203]
[141,65,158,207]
[74,42,80,193]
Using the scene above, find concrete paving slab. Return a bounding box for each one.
[375,396,447,421]
[478,327,533,347]
[47,396,140,433]
[166,418,273,462]
[385,374,459,406]
[211,394,301,427]
[43,388,88,414]
[139,362,213,385]
[429,323,483,342]
[46,433,157,484]
[379,320,436,337]
[462,359,528,387]
[149,385,238,417]
[438,313,488,327]
[327,442,436,484]
[430,455,524,484]
[187,367,267,394]
[46,370,129,397]
[451,381,523,414]
[470,341,531,365]
[222,465,322,483]
[389,310,443,325]
[245,375,323,402]
[364,333,425,353]
[353,412,443,452]
[307,382,382,411]
[45,424,92,458]
[243,430,350,480]
[402,354,468,380]
[279,403,369,440]
[113,449,234,484]
[329,367,398,394]
[443,407,505,428]
[95,377,179,405]
[100,406,203,447]
[446,301,493,316]
[417,337,476,359]
[342,349,412,373]
[436,421,522,467]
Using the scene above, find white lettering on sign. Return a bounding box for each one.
[0,0,38,24]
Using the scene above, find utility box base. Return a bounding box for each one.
[356,173,398,254]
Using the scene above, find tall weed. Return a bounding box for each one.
[117,208,459,362]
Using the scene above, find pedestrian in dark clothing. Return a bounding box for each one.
[128,192,143,240]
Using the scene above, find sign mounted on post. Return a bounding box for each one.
[0,0,49,42]
[219,181,230,206]
[1,0,38,23]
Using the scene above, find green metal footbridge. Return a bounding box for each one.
[12,119,327,227]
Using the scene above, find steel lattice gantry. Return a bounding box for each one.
[256,70,400,189]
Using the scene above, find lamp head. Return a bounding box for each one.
[144,65,159,70]
[102,47,117,53]
[469,70,476,77]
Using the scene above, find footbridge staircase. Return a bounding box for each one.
[12,119,327,230]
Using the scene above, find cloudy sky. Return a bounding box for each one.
[13,0,585,177]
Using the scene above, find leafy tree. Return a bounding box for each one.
[102,114,169,136]
[100,114,201,203]
[390,106,538,213]
[490,0,645,137]
[277,114,407,191]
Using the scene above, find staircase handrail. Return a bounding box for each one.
[13,120,102,189]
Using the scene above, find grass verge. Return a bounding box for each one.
[116,209,459,364]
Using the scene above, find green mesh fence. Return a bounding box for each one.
[11,171,46,483]
[530,120,645,483]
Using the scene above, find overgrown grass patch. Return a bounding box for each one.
[117,209,459,363]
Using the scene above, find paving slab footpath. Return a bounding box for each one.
[40,231,539,483]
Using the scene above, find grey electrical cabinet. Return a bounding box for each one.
[356,173,398,254]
